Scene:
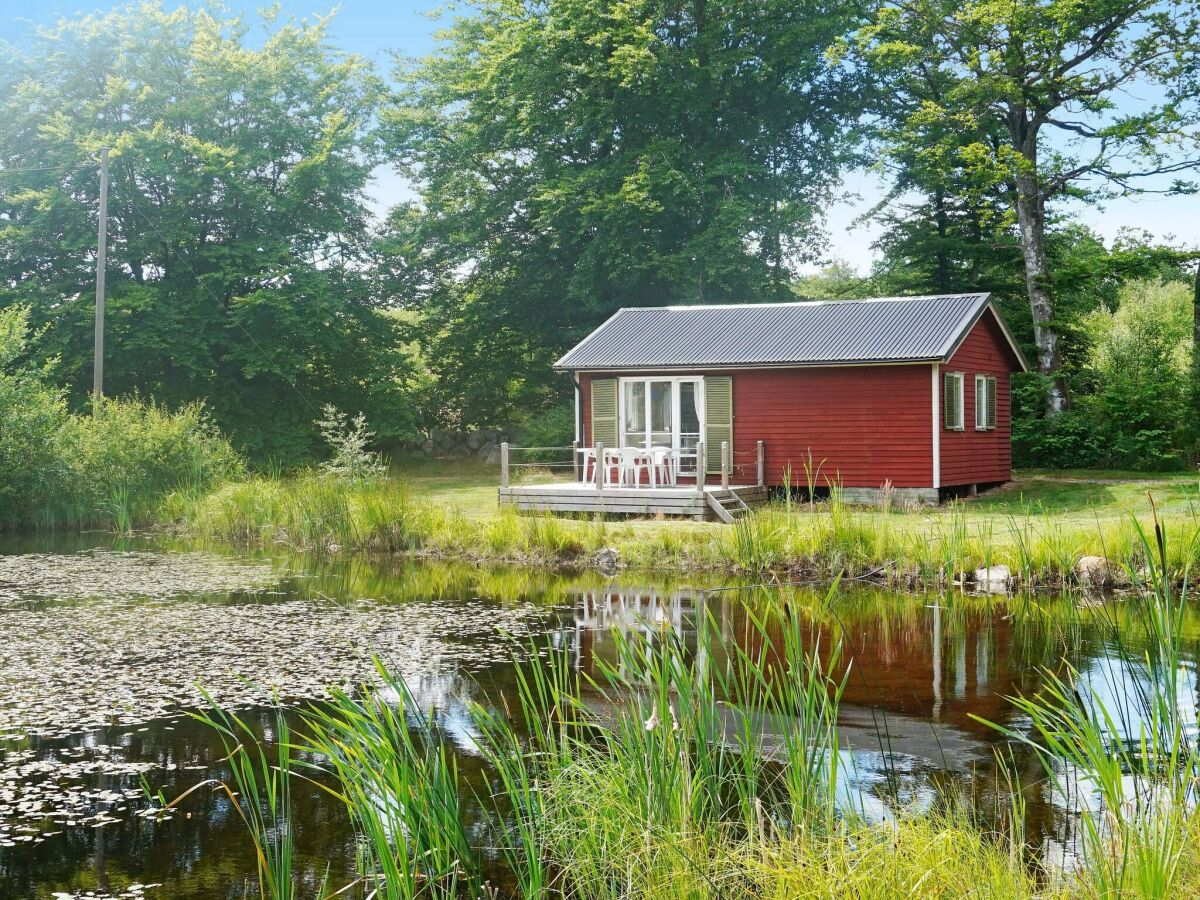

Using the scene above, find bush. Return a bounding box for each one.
[1011,375,1104,469]
[1014,278,1194,471]
[1080,278,1192,470]
[0,306,245,529]
[516,402,576,462]
[0,307,70,525]
[56,398,245,526]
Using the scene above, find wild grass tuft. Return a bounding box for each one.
[302,660,477,899]
[977,502,1200,897]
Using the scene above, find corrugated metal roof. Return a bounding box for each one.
[554,293,1022,371]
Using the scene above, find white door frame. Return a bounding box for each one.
[617,376,706,464]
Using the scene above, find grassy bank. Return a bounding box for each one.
[180,523,1200,898]
[158,463,1200,587]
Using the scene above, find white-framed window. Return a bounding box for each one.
[975,374,997,431]
[943,372,965,431]
[618,376,704,475]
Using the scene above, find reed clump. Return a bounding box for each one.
[978,506,1200,898]
[163,472,1200,586]
[204,590,1043,899]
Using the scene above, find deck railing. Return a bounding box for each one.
[499,440,765,490]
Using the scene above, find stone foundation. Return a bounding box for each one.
[836,486,940,507]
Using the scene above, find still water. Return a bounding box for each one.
[0,535,1194,898]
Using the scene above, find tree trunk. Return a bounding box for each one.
[1014,167,1067,415]
[933,188,951,292]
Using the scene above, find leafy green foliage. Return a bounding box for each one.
[62,397,245,519]
[517,402,576,451]
[856,0,1200,408]
[1014,278,1195,470]
[316,404,387,482]
[1082,279,1193,469]
[0,307,70,521]
[0,4,417,462]
[381,0,866,425]
[0,305,243,528]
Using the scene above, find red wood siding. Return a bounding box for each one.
[728,366,933,488]
[580,366,934,489]
[939,311,1015,486]
[574,307,1018,490]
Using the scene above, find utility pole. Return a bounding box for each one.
[93,147,108,409]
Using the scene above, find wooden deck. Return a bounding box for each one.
[498,482,769,522]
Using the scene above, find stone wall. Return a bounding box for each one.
[414,427,513,464]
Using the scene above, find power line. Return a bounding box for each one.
[0,162,93,175]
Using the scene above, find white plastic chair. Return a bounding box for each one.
[619,447,654,487]
[580,447,597,483]
[602,448,623,486]
[651,447,676,485]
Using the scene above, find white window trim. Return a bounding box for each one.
[975,374,988,431]
[945,372,965,431]
[617,376,706,457]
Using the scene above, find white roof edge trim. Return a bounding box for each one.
[553,357,944,373]
[935,297,1030,372]
[658,292,988,312]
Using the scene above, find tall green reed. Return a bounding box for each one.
[153,697,300,900]
[302,660,477,900]
[977,502,1200,896]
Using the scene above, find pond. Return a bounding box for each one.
[0,535,1193,898]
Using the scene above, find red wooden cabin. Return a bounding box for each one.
[555,293,1028,505]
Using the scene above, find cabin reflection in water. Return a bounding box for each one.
[559,584,1040,779]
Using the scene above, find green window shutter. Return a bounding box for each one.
[704,376,733,474]
[943,372,962,430]
[590,378,618,448]
[986,376,997,430]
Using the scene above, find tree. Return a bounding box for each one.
[856,0,1200,414]
[380,0,867,426]
[0,3,417,462]
[1192,259,1200,426]
[791,259,879,300]
[1081,278,1193,468]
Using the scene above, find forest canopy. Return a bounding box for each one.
[1,0,1197,468]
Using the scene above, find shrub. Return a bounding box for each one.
[1013,276,1194,472]
[518,402,574,447]
[1011,375,1104,469]
[56,397,245,526]
[316,404,387,482]
[0,307,70,525]
[0,305,244,529]
[1080,278,1193,470]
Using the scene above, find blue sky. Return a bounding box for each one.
[2,0,1196,272]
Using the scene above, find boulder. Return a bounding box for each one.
[974,565,1011,592]
[483,444,502,466]
[477,440,496,459]
[593,547,620,576]
[1075,555,1112,588]
[465,431,485,451]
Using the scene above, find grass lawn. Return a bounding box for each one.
[397,458,1200,526]
[395,458,500,518]
[970,468,1199,521]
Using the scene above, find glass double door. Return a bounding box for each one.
[620,378,703,476]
